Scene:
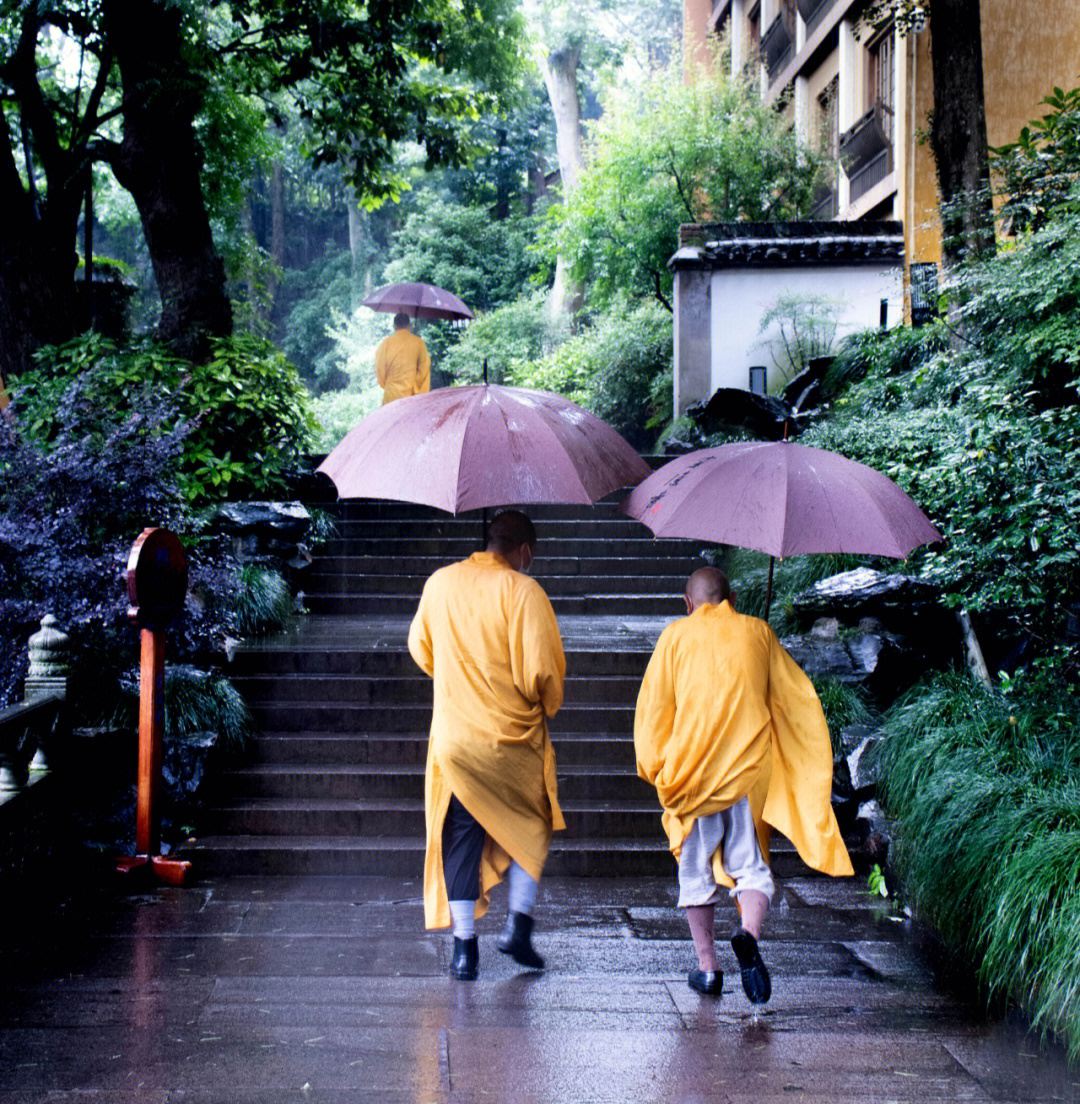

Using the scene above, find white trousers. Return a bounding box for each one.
[677,797,775,908]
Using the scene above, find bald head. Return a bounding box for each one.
[487,510,536,559]
[685,567,731,612]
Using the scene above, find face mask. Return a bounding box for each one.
[520,546,534,575]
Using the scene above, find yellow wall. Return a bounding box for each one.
[684,0,716,81]
[909,0,1080,265]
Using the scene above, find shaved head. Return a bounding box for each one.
[686,567,731,609]
[487,510,536,554]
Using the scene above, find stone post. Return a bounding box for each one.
[24,614,70,772]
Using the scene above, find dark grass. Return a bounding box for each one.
[233,566,295,637]
[878,670,1080,1061]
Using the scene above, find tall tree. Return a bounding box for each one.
[0,0,526,375]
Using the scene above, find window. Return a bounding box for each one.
[817,76,839,159]
[866,26,894,141]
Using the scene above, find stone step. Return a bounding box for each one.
[228,647,653,678]
[312,554,700,577]
[233,675,644,706]
[250,732,637,766]
[205,798,661,839]
[315,537,697,558]
[304,572,690,598]
[180,833,816,879]
[246,702,634,733]
[218,763,650,802]
[304,593,683,616]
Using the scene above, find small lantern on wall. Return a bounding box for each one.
[749,366,768,396]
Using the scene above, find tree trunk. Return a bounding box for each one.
[541,46,585,320]
[929,0,994,267]
[0,150,81,389]
[268,159,285,312]
[103,0,232,362]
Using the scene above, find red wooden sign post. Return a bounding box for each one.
[115,528,192,886]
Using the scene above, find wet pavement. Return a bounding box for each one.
[1,872,1076,1103]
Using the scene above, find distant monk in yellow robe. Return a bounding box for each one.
[408,510,565,981]
[375,312,431,404]
[635,567,853,1003]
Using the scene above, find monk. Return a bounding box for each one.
[407,510,565,981]
[634,567,853,1002]
[375,312,431,404]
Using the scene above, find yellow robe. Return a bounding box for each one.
[408,551,566,929]
[375,328,431,404]
[634,601,853,887]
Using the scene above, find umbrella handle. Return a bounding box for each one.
[765,556,775,621]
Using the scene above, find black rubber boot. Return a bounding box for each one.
[731,929,771,1004]
[450,936,478,981]
[687,968,723,996]
[496,910,545,969]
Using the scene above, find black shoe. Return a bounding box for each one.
[687,968,723,996]
[450,936,478,981]
[731,929,771,1004]
[496,910,545,970]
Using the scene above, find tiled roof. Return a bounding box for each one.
[670,220,904,269]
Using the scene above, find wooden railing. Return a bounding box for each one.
[0,694,64,803]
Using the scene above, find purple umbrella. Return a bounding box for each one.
[620,441,942,614]
[318,383,651,514]
[363,282,474,322]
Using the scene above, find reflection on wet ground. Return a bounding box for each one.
[0,874,1076,1103]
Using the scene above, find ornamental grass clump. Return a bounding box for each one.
[878,668,1080,1059]
[233,566,295,637]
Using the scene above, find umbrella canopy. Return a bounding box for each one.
[318,384,652,513]
[363,282,474,322]
[621,441,942,559]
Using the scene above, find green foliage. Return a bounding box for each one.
[878,668,1080,1058]
[15,332,317,504]
[507,298,673,449]
[159,667,254,754]
[718,547,870,635]
[382,194,543,315]
[812,677,875,755]
[756,293,842,390]
[440,292,565,385]
[233,567,294,637]
[547,61,823,309]
[992,85,1080,233]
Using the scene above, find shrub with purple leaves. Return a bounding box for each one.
[0,368,239,710]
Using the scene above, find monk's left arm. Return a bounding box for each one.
[417,342,431,394]
[512,586,565,717]
[407,591,435,677]
[633,636,676,785]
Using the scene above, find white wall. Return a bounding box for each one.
[707,263,902,395]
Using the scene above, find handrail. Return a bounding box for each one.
[0,694,64,800]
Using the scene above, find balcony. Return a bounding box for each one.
[797,0,838,37]
[761,11,794,83]
[840,102,895,204]
[809,180,838,219]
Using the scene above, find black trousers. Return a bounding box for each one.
[442,794,487,901]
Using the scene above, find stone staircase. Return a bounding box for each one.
[184,497,817,879]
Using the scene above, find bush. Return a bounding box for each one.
[510,298,673,450]
[878,667,1080,1059]
[0,368,239,710]
[13,331,318,504]
[440,291,563,385]
[233,566,294,637]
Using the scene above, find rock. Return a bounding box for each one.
[810,616,840,639]
[838,723,876,757]
[685,387,808,441]
[781,354,834,412]
[847,732,883,797]
[781,625,914,701]
[831,753,854,799]
[162,730,218,806]
[850,799,894,873]
[216,501,312,543]
[792,567,948,639]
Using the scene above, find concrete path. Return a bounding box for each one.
[1,873,1076,1103]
